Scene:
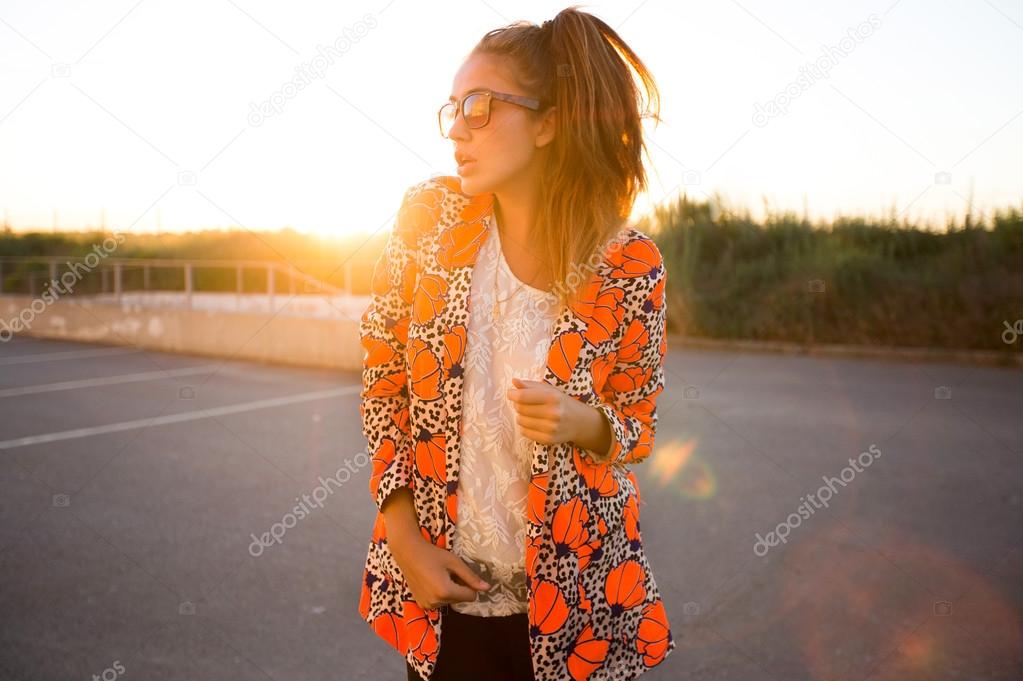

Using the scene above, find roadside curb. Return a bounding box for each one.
[665,333,1023,369]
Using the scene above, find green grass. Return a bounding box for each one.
[644,195,1023,351]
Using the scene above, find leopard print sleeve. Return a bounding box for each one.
[360,184,423,512]
[593,235,668,467]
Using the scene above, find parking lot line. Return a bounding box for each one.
[0,365,223,398]
[0,346,142,365]
[0,385,360,450]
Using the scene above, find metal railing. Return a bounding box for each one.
[0,256,354,310]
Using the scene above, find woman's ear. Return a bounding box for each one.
[535,106,557,148]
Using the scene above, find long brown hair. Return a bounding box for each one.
[471,5,661,311]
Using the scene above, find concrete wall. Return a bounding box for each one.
[6,295,1015,371]
[0,295,364,371]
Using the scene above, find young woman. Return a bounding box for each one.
[357,7,674,680]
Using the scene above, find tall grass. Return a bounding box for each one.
[643,195,1023,351]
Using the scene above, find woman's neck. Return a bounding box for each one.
[492,175,539,251]
[492,176,554,291]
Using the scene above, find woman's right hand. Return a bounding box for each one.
[389,533,493,610]
[381,487,491,610]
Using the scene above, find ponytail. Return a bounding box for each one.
[472,5,661,311]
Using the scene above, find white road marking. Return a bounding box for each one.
[0,385,361,450]
[0,346,142,365]
[0,365,223,398]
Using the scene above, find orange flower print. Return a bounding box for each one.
[547,331,584,383]
[624,492,642,550]
[369,437,399,500]
[396,187,443,247]
[604,560,647,616]
[529,579,570,637]
[403,600,439,664]
[607,364,652,394]
[636,599,672,667]
[437,219,489,270]
[606,238,662,280]
[527,471,549,526]
[412,274,448,325]
[441,324,466,380]
[572,447,620,499]
[414,427,446,485]
[551,496,591,559]
[583,286,627,346]
[566,623,610,680]
[589,351,616,396]
[616,317,649,364]
[407,339,442,401]
[371,611,407,656]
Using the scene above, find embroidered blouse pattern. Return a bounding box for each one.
[452,219,561,616]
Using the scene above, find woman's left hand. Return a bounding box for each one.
[505,377,584,445]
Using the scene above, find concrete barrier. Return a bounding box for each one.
[3,294,1018,371]
[0,294,365,371]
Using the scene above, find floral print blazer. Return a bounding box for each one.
[357,175,676,680]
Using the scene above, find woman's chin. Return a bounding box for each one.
[455,175,487,196]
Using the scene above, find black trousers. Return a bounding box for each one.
[405,605,534,681]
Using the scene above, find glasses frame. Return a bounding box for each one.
[438,88,543,138]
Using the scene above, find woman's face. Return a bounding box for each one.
[446,52,555,196]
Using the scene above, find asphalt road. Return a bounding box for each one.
[1,335,1020,680]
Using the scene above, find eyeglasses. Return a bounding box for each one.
[438,88,543,138]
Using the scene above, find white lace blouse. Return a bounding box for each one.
[450,219,562,617]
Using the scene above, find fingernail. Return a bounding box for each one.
[479,580,490,589]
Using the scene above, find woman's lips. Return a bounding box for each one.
[457,159,476,173]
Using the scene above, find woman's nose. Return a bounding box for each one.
[448,110,471,141]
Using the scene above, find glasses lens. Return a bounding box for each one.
[463,93,489,129]
[439,102,457,137]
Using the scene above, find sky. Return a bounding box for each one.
[1,0,1021,237]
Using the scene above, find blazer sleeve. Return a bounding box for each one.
[593,246,668,467]
[360,185,421,512]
